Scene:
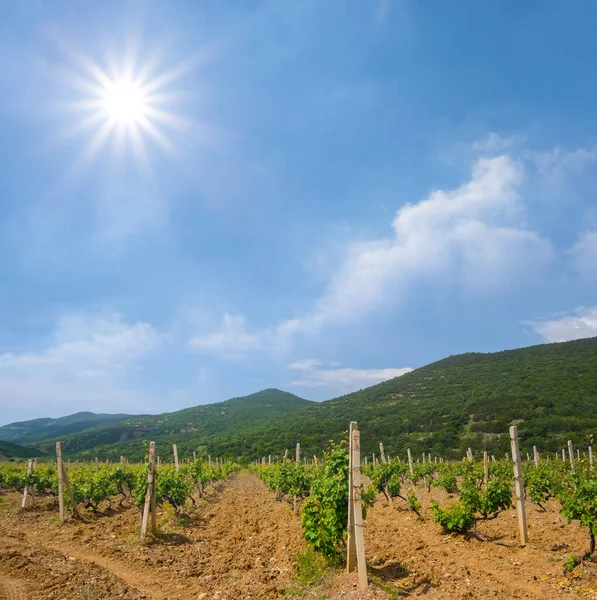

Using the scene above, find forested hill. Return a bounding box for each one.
[34,389,314,458]
[26,338,597,461]
[198,337,597,460]
[0,440,43,460]
[0,412,139,445]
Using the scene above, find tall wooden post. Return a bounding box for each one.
[407,448,414,477]
[347,422,357,573]
[296,443,300,463]
[21,459,33,508]
[141,441,157,539]
[56,442,65,522]
[173,444,179,471]
[568,440,575,469]
[379,443,386,464]
[533,446,539,468]
[589,446,594,467]
[347,423,367,590]
[509,426,528,545]
[483,451,489,490]
[193,450,197,462]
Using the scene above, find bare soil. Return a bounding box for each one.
[0,473,595,599]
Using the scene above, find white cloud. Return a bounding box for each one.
[190,154,555,359]
[571,231,597,281]
[289,359,412,393]
[288,155,552,332]
[0,313,160,378]
[472,133,524,153]
[529,306,597,343]
[529,147,596,178]
[188,314,284,361]
[0,313,162,421]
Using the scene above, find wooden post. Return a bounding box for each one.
[509,426,528,545]
[141,441,157,539]
[422,452,425,465]
[62,464,81,520]
[347,424,367,590]
[407,448,414,477]
[296,443,300,463]
[173,444,179,471]
[193,450,197,462]
[589,446,594,467]
[21,459,33,508]
[568,440,575,469]
[268,455,271,466]
[577,449,580,461]
[533,446,539,468]
[491,455,496,462]
[284,449,289,460]
[467,447,473,461]
[262,456,266,466]
[56,442,65,522]
[347,422,357,574]
[379,443,386,464]
[483,451,489,490]
[562,449,565,461]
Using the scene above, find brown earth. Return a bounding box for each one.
[0,472,382,600]
[364,486,597,599]
[0,473,595,599]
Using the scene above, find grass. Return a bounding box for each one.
[284,549,333,599]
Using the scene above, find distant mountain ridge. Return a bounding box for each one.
[0,411,140,445]
[13,337,597,462]
[33,388,314,458]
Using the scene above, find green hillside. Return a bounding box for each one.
[0,440,44,461]
[0,412,140,445]
[217,336,596,460]
[28,338,597,462]
[33,389,314,460]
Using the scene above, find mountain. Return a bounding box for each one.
[216,336,595,460]
[33,389,314,459]
[0,440,44,460]
[0,412,139,445]
[26,338,597,461]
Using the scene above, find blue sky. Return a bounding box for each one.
[1,0,596,423]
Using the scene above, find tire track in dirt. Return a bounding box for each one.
[0,576,26,600]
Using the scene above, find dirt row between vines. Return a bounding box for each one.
[1,471,596,599]
[0,472,384,600]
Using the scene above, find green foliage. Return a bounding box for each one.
[563,555,581,572]
[367,460,407,504]
[301,442,352,557]
[557,463,597,556]
[523,461,564,510]
[432,500,475,533]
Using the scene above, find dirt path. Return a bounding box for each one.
[0,472,308,600]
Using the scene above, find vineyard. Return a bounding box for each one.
[1,429,597,599]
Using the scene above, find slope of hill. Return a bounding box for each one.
[34,389,314,459]
[218,336,595,459]
[0,412,140,445]
[0,440,44,460]
[29,338,597,462]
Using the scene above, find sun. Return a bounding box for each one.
[101,79,148,125]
